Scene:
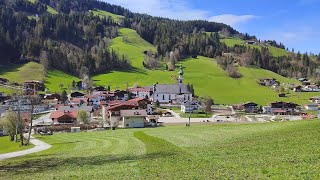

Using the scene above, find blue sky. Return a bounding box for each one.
[105,0,320,54]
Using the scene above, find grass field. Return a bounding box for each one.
[90,9,124,23]
[0,120,319,179]
[0,62,44,84]
[28,0,58,14]
[0,137,34,154]
[220,37,290,57]
[45,70,80,93]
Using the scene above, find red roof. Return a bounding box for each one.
[50,111,77,119]
[106,102,139,111]
[128,97,145,103]
[71,98,88,104]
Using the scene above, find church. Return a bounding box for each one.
[152,65,193,104]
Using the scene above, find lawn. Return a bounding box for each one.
[0,137,34,154]
[180,111,213,118]
[0,120,319,179]
[0,62,44,84]
[45,70,80,93]
[90,9,124,23]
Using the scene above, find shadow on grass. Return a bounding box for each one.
[0,152,176,174]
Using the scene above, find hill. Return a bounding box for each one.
[90,9,124,23]
[220,37,290,57]
[92,28,311,105]
[1,121,320,179]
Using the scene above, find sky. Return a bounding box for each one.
[104,0,320,54]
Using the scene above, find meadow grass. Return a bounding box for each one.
[90,9,124,23]
[0,62,44,84]
[0,120,319,179]
[220,37,290,57]
[45,70,80,93]
[0,137,34,154]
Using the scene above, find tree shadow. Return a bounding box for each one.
[0,152,176,174]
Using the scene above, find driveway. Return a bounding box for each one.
[0,135,51,161]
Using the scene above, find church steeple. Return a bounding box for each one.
[178,65,183,84]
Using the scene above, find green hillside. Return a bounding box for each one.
[90,9,124,23]
[45,70,80,93]
[0,62,79,94]
[28,0,58,14]
[92,28,317,105]
[0,62,44,84]
[1,121,320,179]
[221,37,290,57]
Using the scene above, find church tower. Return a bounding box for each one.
[178,65,183,84]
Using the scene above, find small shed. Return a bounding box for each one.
[71,127,81,133]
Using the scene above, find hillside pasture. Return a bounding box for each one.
[90,9,124,23]
[0,121,319,179]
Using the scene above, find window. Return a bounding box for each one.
[163,95,165,100]
[169,95,171,100]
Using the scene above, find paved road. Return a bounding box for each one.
[0,135,52,161]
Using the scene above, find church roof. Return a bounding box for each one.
[154,84,191,94]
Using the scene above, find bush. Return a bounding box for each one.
[226,65,241,78]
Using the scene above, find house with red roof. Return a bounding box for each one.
[50,111,77,125]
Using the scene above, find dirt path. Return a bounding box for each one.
[0,135,51,161]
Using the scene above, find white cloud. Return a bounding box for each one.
[104,0,209,20]
[208,14,258,26]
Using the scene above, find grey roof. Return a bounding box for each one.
[154,84,191,94]
[58,105,93,112]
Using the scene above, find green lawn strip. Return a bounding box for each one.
[0,136,34,154]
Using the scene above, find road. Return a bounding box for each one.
[0,135,51,161]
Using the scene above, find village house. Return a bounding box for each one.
[304,104,319,111]
[50,111,77,125]
[128,98,153,114]
[298,78,310,85]
[128,87,152,99]
[102,102,140,128]
[181,101,200,113]
[233,102,259,113]
[0,78,8,84]
[293,85,303,92]
[246,40,257,45]
[119,110,147,128]
[41,93,61,106]
[70,91,85,98]
[309,96,320,103]
[152,66,192,104]
[302,85,320,92]
[258,78,279,87]
[24,80,45,92]
[264,102,300,115]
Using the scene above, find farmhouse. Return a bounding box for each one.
[50,111,77,125]
[309,96,320,103]
[269,102,300,115]
[304,104,319,111]
[71,91,85,98]
[258,78,279,87]
[181,101,200,113]
[152,65,192,104]
[120,110,147,128]
[128,87,152,99]
[233,102,258,113]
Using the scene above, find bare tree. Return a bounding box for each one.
[201,96,214,116]
[39,51,49,77]
[26,96,41,145]
[226,65,241,78]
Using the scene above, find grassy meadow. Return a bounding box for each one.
[0,121,319,179]
[220,37,290,57]
[0,62,44,84]
[0,137,34,154]
[45,70,80,93]
[90,9,124,23]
